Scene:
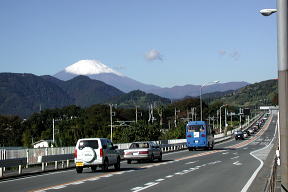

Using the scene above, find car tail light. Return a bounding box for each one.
[201,134,206,137]
[74,149,77,158]
[139,151,148,154]
[100,148,103,157]
[187,135,192,138]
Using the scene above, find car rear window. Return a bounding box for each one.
[129,143,149,149]
[78,140,99,150]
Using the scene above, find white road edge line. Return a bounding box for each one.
[240,114,277,192]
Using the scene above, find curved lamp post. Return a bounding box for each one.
[260,3,288,190]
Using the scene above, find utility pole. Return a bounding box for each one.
[135,105,138,123]
[217,110,219,131]
[109,104,116,142]
[174,108,180,127]
[225,108,227,129]
[239,108,242,130]
[52,118,55,145]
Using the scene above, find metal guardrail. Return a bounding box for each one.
[264,155,278,192]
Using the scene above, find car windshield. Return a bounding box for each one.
[129,143,149,149]
[78,140,99,150]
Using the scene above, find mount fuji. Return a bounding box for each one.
[54,60,249,99]
[54,60,160,93]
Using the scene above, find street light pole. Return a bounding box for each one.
[200,80,220,121]
[277,0,288,190]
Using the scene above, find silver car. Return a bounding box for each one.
[124,142,162,164]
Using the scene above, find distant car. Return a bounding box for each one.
[124,142,162,164]
[244,130,251,136]
[74,138,121,173]
[234,130,244,140]
[243,131,249,138]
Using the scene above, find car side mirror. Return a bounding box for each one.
[113,146,118,150]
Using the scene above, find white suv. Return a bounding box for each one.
[74,138,121,173]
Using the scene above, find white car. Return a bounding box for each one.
[74,138,121,173]
[124,142,162,164]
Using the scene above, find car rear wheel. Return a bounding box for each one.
[91,166,97,172]
[102,159,109,171]
[150,154,154,162]
[114,157,121,170]
[158,153,162,162]
[76,167,83,173]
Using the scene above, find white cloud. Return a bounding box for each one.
[145,49,163,61]
[218,50,240,61]
[230,51,240,61]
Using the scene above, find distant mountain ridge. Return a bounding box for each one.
[147,82,250,99]
[0,73,172,117]
[0,73,74,117]
[0,73,124,117]
[54,60,250,98]
[107,90,171,109]
[213,79,278,107]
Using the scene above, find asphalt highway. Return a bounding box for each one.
[0,112,277,192]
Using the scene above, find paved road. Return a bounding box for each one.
[0,113,277,192]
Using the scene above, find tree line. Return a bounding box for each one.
[0,98,251,147]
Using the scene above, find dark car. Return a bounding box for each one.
[234,130,245,140]
[243,130,250,137]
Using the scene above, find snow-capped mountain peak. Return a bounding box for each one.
[64,60,123,76]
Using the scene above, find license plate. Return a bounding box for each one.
[195,140,198,143]
[133,152,139,156]
[76,162,84,167]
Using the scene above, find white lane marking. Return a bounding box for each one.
[208,160,222,165]
[113,171,125,175]
[243,147,248,150]
[87,177,100,181]
[71,181,85,185]
[145,182,156,186]
[241,115,277,192]
[101,174,113,178]
[233,152,238,155]
[131,182,159,192]
[51,186,66,189]
[185,160,199,165]
[231,156,240,160]
[233,161,242,166]
[155,178,165,182]
[131,187,143,191]
[222,152,229,155]
[131,160,223,192]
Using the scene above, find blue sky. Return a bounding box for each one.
[0,0,277,87]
